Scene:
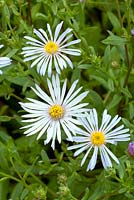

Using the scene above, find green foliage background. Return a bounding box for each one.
[0,0,134,199]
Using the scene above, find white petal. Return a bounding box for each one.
[74,143,90,156]
[81,145,93,166]
[30,54,46,68]
[47,56,52,77]
[100,146,112,168]
[87,146,98,171]
[54,21,63,42]
[0,44,4,49]
[57,28,72,44]
[32,84,53,105]
[56,120,61,143]
[37,120,51,139]
[63,80,78,105]
[61,39,81,48]
[47,77,56,103]
[67,92,88,108]
[39,56,51,76]
[34,29,47,43]
[60,49,81,56]
[51,122,57,149]
[67,142,86,150]
[60,79,67,105]
[39,28,49,41]
[61,122,73,141]
[60,34,73,46]
[103,145,119,164]
[54,55,61,74]
[44,125,54,145]
[63,87,82,105]
[103,115,121,134]
[24,36,44,46]
[47,23,53,41]
[59,53,73,68]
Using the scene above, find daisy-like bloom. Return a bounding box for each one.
[0,45,11,74]
[19,74,89,149]
[68,109,130,171]
[21,21,81,76]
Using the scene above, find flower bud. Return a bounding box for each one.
[131,29,134,36]
[128,142,134,156]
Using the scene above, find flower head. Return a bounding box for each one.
[19,74,88,149]
[68,109,130,171]
[128,142,134,156]
[0,45,11,74]
[21,21,81,76]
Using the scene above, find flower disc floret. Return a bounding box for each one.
[90,131,105,146]
[49,105,64,120]
[44,41,59,54]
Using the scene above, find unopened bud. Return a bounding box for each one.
[128,142,134,156]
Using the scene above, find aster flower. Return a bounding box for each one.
[21,21,81,76]
[68,109,130,171]
[0,45,11,74]
[19,74,88,149]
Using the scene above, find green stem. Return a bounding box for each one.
[10,93,23,101]
[30,173,57,197]
[123,44,132,88]
[115,0,123,27]
[0,172,20,183]
[10,157,29,188]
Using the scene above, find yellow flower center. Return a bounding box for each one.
[90,131,105,146]
[49,105,64,120]
[44,41,59,54]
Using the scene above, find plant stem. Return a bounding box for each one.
[123,44,132,88]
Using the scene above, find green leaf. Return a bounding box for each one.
[102,35,128,46]
[122,118,134,129]
[41,150,51,166]
[11,183,24,200]
[0,180,9,200]
[121,87,132,98]
[129,102,134,120]
[106,94,122,110]
[81,188,90,200]
[107,11,121,34]
[103,45,111,65]
[78,64,93,69]
[108,79,115,91]
[0,116,12,122]
[88,89,104,112]
[20,188,29,200]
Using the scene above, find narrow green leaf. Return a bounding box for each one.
[0,116,12,122]
[107,11,121,34]
[102,35,128,46]
[107,94,122,110]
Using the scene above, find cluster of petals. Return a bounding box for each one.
[68,109,130,170]
[0,45,11,74]
[19,74,89,149]
[21,21,81,76]
[20,21,130,171]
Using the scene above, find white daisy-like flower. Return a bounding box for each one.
[68,109,130,171]
[19,74,89,149]
[21,21,81,76]
[0,45,11,74]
